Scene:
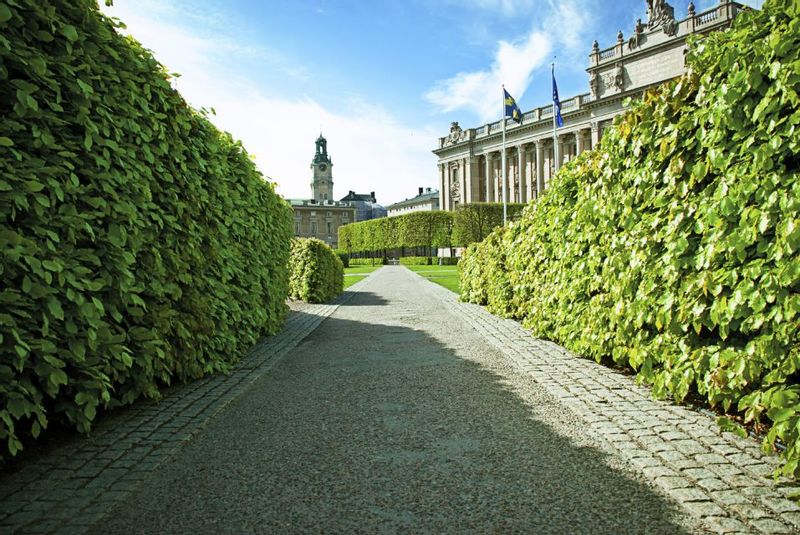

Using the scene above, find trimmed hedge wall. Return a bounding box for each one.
[399,256,459,266]
[349,258,385,266]
[461,0,800,476]
[288,239,344,303]
[452,202,526,246]
[399,256,433,266]
[0,1,292,459]
[338,205,523,255]
[338,211,453,255]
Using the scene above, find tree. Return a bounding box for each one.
[452,203,526,246]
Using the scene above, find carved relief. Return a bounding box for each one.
[663,18,678,36]
[449,167,461,202]
[613,63,625,91]
[628,18,645,49]
[647,0,675,29]
[647,0,678,35]
[600,63,626,93]
[590,71,600,99]
[447,122,465,145]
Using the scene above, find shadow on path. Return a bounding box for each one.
[336,291,389,307]
[95,305,693,534]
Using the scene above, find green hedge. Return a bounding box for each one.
[334,250,349,268]
[452,203,526,246]
[337,205,520,254]
[349,257,385,266]
[399,256,459,266]
[461,0,800,477]
[0,1,292,459]
[399,256,433,266]
[288,238,344,303]
[339,211,453,255]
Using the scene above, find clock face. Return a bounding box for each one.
[318,164,327,171]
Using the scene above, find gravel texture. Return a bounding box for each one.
[4,266,796,534]
[93,267,702,534]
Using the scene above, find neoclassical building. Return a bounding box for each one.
[433,0,745,211]
[290,135,356,248]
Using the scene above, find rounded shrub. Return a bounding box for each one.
[289,238,344,303]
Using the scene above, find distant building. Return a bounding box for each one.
[289,135,355,249]
[433,0,745,210]
[387,187,440,217]
[339,190,387,222]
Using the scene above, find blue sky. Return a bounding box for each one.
[101,0,762,205]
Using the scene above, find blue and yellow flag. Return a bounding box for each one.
[552,66,564,127]
[504,88,522,124]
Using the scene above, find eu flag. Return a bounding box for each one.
[504,88,522,124]
[552,68,564,127]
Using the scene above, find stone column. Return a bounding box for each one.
[591,122,600,150]
[493,154,500,203]
[535,140,545,196]
[445,163,454,211]
[464,157,475,204]
[459,158,466,207]
[484,154,491,202]
[554,136,563,172]
[577,129,588,155]
[508,148,514,203]
[525,145,534,202]
[517,146,524,203]
[438,164,446,211]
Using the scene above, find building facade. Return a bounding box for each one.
[387,187,440,217]
[290,135,355,249]
[432,0,745,211]
[339,190,388,221]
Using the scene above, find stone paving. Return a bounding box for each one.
[0,266,798,534]
[0,290,355,534]
[422,270,800,534]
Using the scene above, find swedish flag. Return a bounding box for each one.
[504,88,522,124]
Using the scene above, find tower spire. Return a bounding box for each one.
[311,135,333,202]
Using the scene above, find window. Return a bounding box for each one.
[295,222,300,234]
[311,222,317,234]
[326,211,332,217]
[323,193,328,200]
[310,211,316,217]
[327,222,332,235]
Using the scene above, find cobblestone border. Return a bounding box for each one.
[0,274,379,535]
[413,269,799,534]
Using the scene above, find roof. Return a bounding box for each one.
[340,191,376,203]
[387,190,439,210]
[288,198,354,209]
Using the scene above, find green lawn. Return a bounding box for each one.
[404,264,460,294]
[343,265,382,289]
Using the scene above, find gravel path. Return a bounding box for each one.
[94,266,701,534]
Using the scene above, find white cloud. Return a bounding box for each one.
[100,1,436,206]
[425,0,591,123]
[425,31,552,123]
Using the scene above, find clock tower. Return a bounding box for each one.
[311,134,333,202]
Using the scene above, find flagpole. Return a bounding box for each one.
[501,85,508,225]
[552,62,559,175]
